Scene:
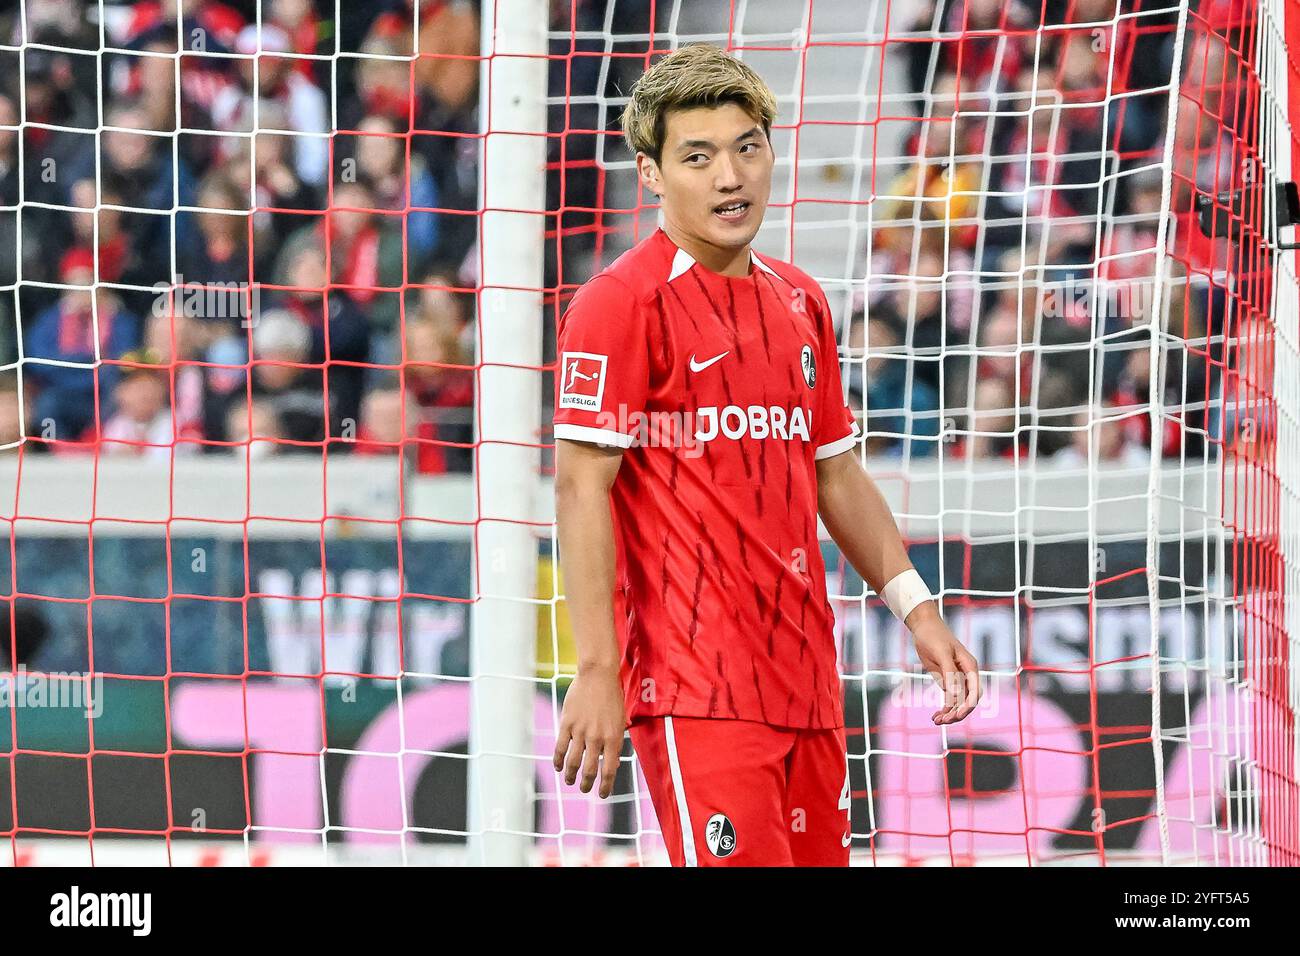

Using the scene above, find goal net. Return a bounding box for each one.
[0,0,1295,866]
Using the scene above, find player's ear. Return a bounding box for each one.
[636,152,664,198]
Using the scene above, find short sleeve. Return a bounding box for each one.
[809,283,860,460]
[553,275,649,448]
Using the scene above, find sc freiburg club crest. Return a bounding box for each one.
[800,343,817,388]
[705,813,737,858]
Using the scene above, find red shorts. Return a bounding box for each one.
[629,715,850,867]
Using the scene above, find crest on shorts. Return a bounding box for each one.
[705,813,737,858]
[800,344,817,389]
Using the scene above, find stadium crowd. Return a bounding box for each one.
[849,0,1251,464]
[0,0,486,472]
[0,0,1257,472]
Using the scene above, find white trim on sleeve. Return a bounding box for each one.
[814,420,862,460]
[553,423,636,449]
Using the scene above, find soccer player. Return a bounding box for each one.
[551,44,981,867]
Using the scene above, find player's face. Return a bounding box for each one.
[642,102,773,256]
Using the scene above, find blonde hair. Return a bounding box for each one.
[620,44,778,162]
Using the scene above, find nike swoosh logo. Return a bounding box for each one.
[842,831,852,847]
[689,351,729,373]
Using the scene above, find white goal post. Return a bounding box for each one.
[467,0,548,867]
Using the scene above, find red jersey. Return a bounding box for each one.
[553,228,859,730]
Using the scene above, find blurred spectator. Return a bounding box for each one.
[1101,167,1164,287]
[545,0,609,290]
[341,5,480,270]
[1104,268,1211,460]
[103,98,191,213]
[1052,400,1150,469]
[1169,34,1237,217]
[132,39,184,135]
[974,304,1031,398]
[211,24,330,190]
[983,73,1095,261]
[102,349,180,459]
[18,43,100,295]
[67,176,153,289]
[351,32,415,128]
[965,377,1019,459]
[353,387,416,459]
[848,313,940,458]
[866,248,959,398]
[225,396,285,458]
[144,308,233,448]
[904,0,1035,101]
[250,307,325,446]
[0,91,17,206]
[348,115,441,271]
[857,231,976,344]
[24,248,140,443]
[269,0,326,81]
[874,72,985,256]
[404,270,474,473]
[0,375,33,448]
[0,92,20,365]
[178,170,254,331]
[120,1,245,52]
[26,0,97,50]
[60,100,198,283]
[412,0,479,117]
[223,100,322,278]
[114,8,240,171]
[321,179,405,339]
[271,231,371,434]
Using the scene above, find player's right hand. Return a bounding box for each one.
[553,666,627,799]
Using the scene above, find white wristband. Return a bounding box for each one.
[881,568,932,623]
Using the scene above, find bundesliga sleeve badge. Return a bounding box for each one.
[559,351,608,411]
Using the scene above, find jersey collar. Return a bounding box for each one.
[665,235,780,282]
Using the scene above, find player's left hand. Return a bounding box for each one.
[908,609,982,725]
